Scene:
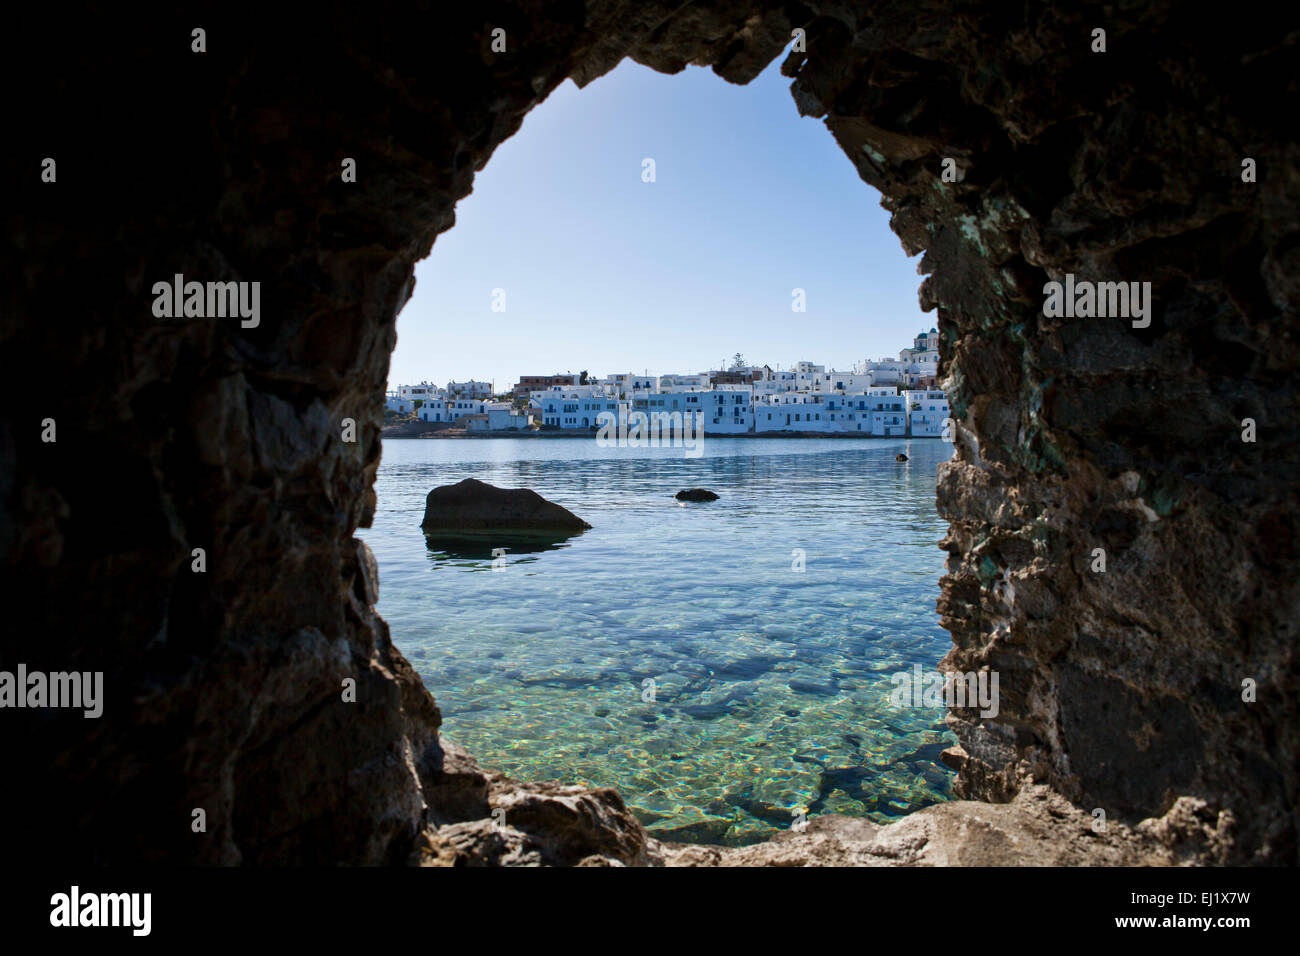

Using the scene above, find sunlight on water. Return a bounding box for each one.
[361,437,957,845]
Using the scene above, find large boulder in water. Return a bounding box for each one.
[420,478,590,550]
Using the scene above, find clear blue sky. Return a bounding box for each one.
[389,57,929,392]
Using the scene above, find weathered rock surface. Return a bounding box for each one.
[411,749,1221,867]
[675,488,720,502]
[652,785,1221,867]
[420,478,590,543]
[2,2,1296,866]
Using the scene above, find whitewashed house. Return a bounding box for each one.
[420,398,488,423]
[822,393,876,432]
[484,402,529,430]
[812,369,875,393]
[536,384,618,428]
[754,393,832,432]
[450,398,487,421]
[657,373,710,391]
[602,373,656,399]
[395,382,445,404]
[849,359,907,385]
[389,381,445,412]
[752,368,803,395]
[417,400,451,422]
[702,387,753,433]
[446,379,493,399]
[649,387,751,433]
[903,389,950,437]
[867,394,909,436]
[385,392,415,414]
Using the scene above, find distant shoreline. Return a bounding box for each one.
[381,424,937,440]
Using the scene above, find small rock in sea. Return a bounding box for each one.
[675,488,719,502]
[896,453,909,462]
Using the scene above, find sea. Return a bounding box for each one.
[360,435,957,844]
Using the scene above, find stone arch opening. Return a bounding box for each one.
[379,55,956,846]
[3,4,1295,866]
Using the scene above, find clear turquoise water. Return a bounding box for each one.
[362,436,957,844]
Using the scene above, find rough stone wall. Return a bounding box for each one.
[2,2,1295,865]
[786,5,1300,863]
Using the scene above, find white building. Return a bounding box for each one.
[901,328,940,364]
[806,369,876,393]
[419,399,529,429]
[397,382,441,401]
[648,387,752,434]
[536,386,624,429]
[823,393,882,432]
[754,393,832,432]
[446,379,493,399]
[657,373,711,391]
[385,392,415,414]
[602,373,656,398]
[896,329,941,385]
[702,387,753,433]
[390,381,447,410]
[866,393,909,436]
[449,398,487,420]
[752,369,802,394]
[751,389,910,435]
[903,389,950,437]
[862,363,906,385]
[418,398,489,423]
[421,341,944,435]
[485,402,529,430]
[852,330,942,386]
[416,401,451,422]
[459,403,530,431]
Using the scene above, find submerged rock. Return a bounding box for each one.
[649,817,735,845]
[675,488,720,502]
[788,676,840,696]
[420,478,590,549]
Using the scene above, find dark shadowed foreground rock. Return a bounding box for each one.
[675,489,720,502]
[421,478,590,548]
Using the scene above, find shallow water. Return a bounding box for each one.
[362,436,958,844]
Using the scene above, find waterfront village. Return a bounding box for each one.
[384,329,949,438]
